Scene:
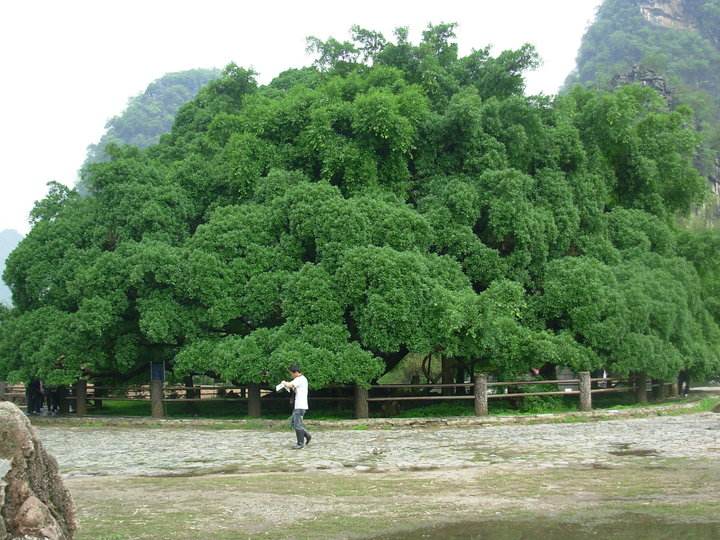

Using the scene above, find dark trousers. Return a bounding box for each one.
[291,408,309,444]
[28,391,43,413]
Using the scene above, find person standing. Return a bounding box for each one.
[26,378,43,415]
[281,365,312,449]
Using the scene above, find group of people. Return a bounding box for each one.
[25,378,62,416]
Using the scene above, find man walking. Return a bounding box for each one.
[281,365,312,449]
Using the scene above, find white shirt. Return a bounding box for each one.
[291,375,309,410]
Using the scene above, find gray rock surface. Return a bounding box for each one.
[611,64,673,102]
[0,402,75,540]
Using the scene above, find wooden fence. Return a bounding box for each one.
[0,373,679,419]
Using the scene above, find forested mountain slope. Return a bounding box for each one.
[567,0,720,210]
[84,68,220,166]
[2,25,718,389]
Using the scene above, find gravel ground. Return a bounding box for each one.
[36,413,720,478]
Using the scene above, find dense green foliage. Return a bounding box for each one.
[567,0,720,172]
[2,25,719,389]
[84,68,220,166]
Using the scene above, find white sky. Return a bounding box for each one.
[0,0,601,234]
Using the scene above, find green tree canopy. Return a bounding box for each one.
[2,24,718,388]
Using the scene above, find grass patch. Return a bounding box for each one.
[695,396,720,412]
[86,399,353,420]
[392,400,475,418]
[59,390,715,425]
[69,459,720,540]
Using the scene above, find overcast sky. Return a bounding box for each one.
[0,0,601,234]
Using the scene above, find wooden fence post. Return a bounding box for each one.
[579,371,592,412]
[669,381,679,398]
[354,385,369,419]
[74,380,87,416]
[0,381,6,401]
[473,374,488,416]
[248,384,261,418]
[634,372,648,404]
[151,379,165,418]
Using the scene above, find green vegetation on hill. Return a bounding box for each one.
[83,68,220,166]
[567,0,720,175]
[1,24,719,390]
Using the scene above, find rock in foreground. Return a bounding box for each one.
[0,402,75,540]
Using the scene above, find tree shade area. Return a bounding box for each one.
[2,24,719,390]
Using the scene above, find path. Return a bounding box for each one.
[37,413,720,478]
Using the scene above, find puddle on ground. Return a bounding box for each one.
[607,442,660,457]
[609,448,659,457]
[373,515,720,539]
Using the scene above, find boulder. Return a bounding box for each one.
[0,402,76,540]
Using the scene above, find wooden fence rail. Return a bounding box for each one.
[0,373,676,419]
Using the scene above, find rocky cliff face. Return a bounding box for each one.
[710,157,720,196]
[640,0,695,30]
[611,64,674,101]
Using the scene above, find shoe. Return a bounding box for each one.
[292,443,304,450]
[305,433,312,446]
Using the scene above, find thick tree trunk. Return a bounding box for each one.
[74,380,87,416]
[441,357,454,396]
[579,371,592,412]
[354,385,369,419]
[151,380,165,418]
[184,375,198,413]
[59,386,70,414]
[455,365,466,395]
[652,379,666,401]
[634,372,648,404]
[248,384,261,418]
[474,374,488,416]
[93,385,104,410]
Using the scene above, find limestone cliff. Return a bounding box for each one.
[610,64,673,101]
[640,0,695,29]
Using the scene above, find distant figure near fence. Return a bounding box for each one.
[26,378,43,415]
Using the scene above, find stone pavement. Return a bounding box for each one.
[36,413,720,478]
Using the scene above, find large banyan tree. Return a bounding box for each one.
[2,24,719,388]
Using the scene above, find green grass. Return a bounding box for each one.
[73,391,717,423]
[696,396,720,411]
[86,398,354,420]
[69,458,720,539]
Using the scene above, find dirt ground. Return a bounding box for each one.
[35,411,720,539]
